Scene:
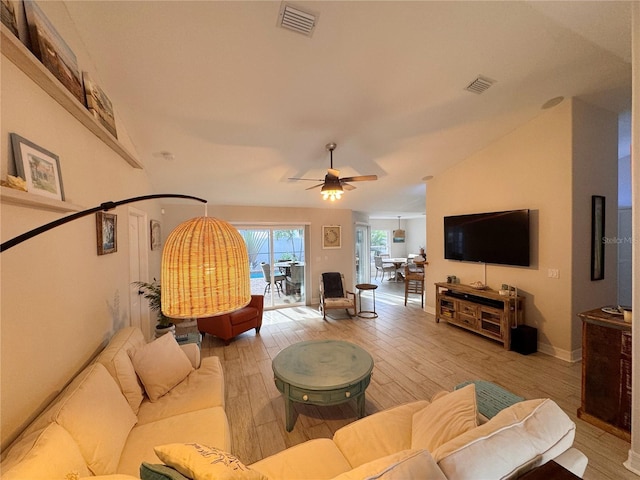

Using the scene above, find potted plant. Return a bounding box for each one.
[133,279,176,337]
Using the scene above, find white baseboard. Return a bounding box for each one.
[624,449,640,475]
[537,342,582,363]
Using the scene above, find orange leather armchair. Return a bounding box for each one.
[197,295,264,345]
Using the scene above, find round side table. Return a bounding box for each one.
[355,283,378,318]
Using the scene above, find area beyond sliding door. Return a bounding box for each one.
[238,226,306,309]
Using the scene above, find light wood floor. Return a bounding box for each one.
[187,280,636,479]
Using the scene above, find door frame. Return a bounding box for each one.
[128,207,151,338]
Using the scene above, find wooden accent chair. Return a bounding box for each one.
[404,262,426,307]
[197,294,264,345]
[319,272,356,320]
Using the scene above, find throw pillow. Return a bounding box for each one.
[53,363,138,476]
[1,423,91,480]
[129,333,194,402]
[411,383,477,452]
[434,398,576,480]
[140,462,190,480]
[154,443,267,480]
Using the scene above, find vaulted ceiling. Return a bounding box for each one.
[63,1,632,218]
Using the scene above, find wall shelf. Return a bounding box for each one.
[1,186,84,213]
[0,25,143,169]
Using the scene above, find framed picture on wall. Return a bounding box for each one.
[323,225,341,249]
[10,133,65,201]
[590,195,605,280]
[96,212,117,255]
[150,219,161,251]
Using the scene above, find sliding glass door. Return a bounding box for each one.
[355,223,371,285]
[238,226,306,309]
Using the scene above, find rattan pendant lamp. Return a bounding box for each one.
[161,213,251,319]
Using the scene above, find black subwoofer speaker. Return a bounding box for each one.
[511,325,538,355]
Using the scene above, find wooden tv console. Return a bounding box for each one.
[435,282,525,349]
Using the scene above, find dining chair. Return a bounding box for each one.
[261,262,285,297]
[374,256,395,282]
[404,263,426,307]
[286,264,304,298]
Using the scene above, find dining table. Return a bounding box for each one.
[382,257,407,282]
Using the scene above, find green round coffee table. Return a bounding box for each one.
[272,340,374,431]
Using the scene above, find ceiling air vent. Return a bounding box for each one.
[278,3,317,36]
[465,75,496,94]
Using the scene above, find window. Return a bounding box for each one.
[370,229,389,259]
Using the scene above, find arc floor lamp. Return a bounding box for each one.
[1,193,251,318]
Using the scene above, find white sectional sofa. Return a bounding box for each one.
[1,327,228,479]
[0,326,588,479]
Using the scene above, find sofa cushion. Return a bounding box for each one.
[411,383,477,452]
[1,423,91,480]
[154,443,267,480]
[331,449,447,480]
[333,400,430,468]
[129,333,194,402]
[117,406,231,476]
[96,327,147,413]
[229,306,259,325]
[53,363,138,475]
[250,438,353,480]
[434,398,576,480]
[137,356,225,425]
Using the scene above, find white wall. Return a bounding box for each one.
[426,98,618,360]
[369,217,426,258]
[160,204,357,304]
[0,3,161,449]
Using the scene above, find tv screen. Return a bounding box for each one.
[444,209,530,266]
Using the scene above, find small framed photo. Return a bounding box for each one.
[150,219,161,251]
[591,195,605,280]
[323,225,341,249]
[96,212,117,255]
[10,133,64,201]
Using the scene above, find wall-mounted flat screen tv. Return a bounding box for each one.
[444,209,530,267]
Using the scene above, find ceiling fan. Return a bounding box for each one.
[288,143,378,201]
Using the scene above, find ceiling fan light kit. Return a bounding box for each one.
[289,142,378,201]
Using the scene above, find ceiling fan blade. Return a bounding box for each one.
[328,168,340,178]
[305,183,324,190]
[340,175,377,182]
[288,177,324,182]
[342,183,356,191]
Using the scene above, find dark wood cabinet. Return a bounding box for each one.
[577,308,631,441]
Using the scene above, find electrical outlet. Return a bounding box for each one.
[548,268,560,279]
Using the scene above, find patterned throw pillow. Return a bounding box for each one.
[154,443,267,480]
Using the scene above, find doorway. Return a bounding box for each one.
[238,226,307,309]
[128,207,150,338]
[355,223,371,284]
